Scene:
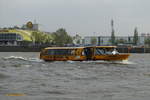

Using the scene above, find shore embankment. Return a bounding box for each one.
[117,47,150,53]
[0,46,150,53]
[0,46,44,52]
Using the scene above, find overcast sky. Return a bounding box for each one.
[0,0,150,36]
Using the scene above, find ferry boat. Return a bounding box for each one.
[40,46,130,61]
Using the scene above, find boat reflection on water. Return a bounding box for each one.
[40,46,130,61]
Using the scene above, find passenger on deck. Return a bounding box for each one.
[112,49,119,55]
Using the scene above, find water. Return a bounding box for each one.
[0,52,150,100]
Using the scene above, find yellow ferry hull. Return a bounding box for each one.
[40,55,86,61]
[93,54,130,61]
[40,54,130,61]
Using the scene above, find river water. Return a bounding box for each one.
[0,52,150,100]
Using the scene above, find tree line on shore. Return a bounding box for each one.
[31,28,73,46]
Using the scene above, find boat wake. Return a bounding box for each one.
[2,56,135,65]
[67,60,136,65]
[3,56,27,61]
[2,56,43,63]
[28,58,43,62]
[119,60,136,65]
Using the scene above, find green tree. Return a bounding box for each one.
[116,39,127,45]
[73,34,82,45]
[44,34,53,44]
[133,27,138,45]
[52,28,73,46]
[31,31,52,44]
[76,40,80,44]
[91,37,97,45]
[145,38,150,46]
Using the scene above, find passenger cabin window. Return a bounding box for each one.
[95,48,118,55]
[48,49,75,55]
[95,48,105,55]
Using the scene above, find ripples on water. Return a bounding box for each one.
[0,52,150,100]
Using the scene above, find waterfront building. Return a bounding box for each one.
[0,29,32,46]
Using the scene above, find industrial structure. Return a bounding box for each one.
[83,35,146,46]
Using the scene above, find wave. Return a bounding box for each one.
[28,58,43,62]
[3,56,27,61]
[2,56,135,65]
[119,60,136,65]
[2,56,43,63]
[67,60,136,65]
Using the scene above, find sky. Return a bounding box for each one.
[0,0,150,36]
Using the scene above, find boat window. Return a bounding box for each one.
[95,48,105,55]
[48,49,75,55]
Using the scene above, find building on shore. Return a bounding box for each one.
[83,35,146,46]
[0,21,51,46]
[0,29,32,46]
